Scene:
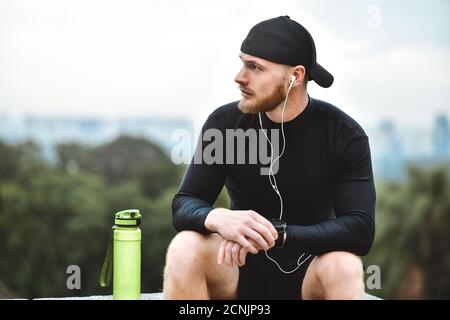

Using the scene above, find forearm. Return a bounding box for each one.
[284,212,375,256]
[172,194,214,234]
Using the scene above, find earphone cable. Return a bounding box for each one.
[259,77,313,274]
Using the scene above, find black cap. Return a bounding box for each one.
[240,15,333,88]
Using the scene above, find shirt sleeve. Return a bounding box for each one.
[172,114,227,234]
[284,134,376,256]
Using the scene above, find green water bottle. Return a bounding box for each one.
[100,209,142,300]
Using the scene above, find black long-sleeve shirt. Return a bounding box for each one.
[172,97,376,256]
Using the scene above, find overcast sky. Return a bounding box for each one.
[1,0,449,130]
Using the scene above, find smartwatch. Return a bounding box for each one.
[270,218,287,248]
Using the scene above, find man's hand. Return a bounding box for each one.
[204,208,278,254]
[217,238,248,267]
[217,232,287,267]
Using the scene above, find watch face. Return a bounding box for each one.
[270,219,286,230]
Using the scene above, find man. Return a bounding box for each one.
[163,16,375,300]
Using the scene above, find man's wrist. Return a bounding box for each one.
[204,209,216,232]
[270,219,287,248]
[204,208,224,232]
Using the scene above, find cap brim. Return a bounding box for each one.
[308,63,334,88]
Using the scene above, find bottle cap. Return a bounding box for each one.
[114,209,141,226]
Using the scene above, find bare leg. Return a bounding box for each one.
[163,231,239,300]
[302,251,365,300]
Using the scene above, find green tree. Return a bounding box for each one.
[137,162,183,199]
[0,170,110,298]
[88,135,171,185]
[0,140,45,183]
[364,165,450,299]
[0,141,19,181]
[0,135,185,298]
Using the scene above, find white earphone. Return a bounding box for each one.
[258,73,313,274]
[290,75,296,84]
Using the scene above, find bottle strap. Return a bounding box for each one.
[100,225,117,287]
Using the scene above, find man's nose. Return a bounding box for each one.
[234,67,247,86]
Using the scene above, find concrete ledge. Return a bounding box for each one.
[365,293,382,300]
[34,292,381,300]
[34,293,164,300]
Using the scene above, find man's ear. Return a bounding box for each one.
[292,65,307,85]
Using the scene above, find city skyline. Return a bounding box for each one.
[0,111,448,182]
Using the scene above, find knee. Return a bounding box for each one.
[315,251,364,284]
[165,231,210,268]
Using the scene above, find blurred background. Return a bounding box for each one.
[0,0,449,299]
